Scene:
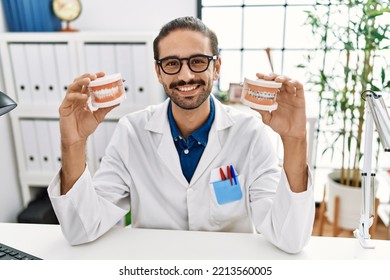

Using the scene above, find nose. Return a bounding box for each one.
[177,60,195,81]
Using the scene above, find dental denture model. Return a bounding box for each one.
[88,73,126,108]
[240,78,281,111]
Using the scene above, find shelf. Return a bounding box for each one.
[0,31,162,207]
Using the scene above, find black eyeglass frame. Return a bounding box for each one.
[156,54,217,75]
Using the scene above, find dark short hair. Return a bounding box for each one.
[153,16,219,60]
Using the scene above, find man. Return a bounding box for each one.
[48,16,315,254]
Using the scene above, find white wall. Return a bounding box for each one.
[71,0,197,32]
[0,0,197,222]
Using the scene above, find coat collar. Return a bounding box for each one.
[144,95,234,133]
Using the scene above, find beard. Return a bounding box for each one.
[163,78,213,110]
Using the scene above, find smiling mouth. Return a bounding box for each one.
[176,85,199,93]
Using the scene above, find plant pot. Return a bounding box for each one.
[326,170,378,231]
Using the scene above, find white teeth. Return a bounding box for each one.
[177,86,197,92]
[93,86,119,98]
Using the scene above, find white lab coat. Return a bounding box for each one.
[48,95,315,253]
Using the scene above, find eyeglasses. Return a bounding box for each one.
[156,54,217,75]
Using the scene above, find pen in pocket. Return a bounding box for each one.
[219,167,226,180]
[230,165,237,185]
[226,166,233,185]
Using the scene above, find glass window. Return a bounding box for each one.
[202,0,243,6]
[243,7,284,49]
[284,6,317,49]
[242,50,282,80]
[199,1,390,203]
[218,50,242,90]
[202,7,243,49]
[245,0,285,5]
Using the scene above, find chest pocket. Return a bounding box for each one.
[209,175,247,223]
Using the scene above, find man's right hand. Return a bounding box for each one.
[59,72,117,147]
[59,72,118,195]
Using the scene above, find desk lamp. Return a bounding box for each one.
[354,90,390,249]
[0,91,17,116]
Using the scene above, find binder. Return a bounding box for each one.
[19,119,41,172]
[34,120,55,172]
[44,0,62,32]
[37,0,54,32]
[98,44,117,75]
[15,0,27,31]
[22,0,37,31]
[115,44,134,105]
[40,44,62,104]
[24,44,46,104]
[2,0,17,31]
[84,44,101,74]
[132,44,149,105]
[48,120,62,171]
[54,43,72,100]
[9,43,33,104]
[8,0,22,31]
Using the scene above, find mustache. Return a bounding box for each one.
[169,79,206,89]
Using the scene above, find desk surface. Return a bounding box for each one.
[1,223,389,260]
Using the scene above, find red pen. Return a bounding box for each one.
[219,167,226,181]
[226,166,233,185]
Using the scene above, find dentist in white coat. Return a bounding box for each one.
[48,16,315,254]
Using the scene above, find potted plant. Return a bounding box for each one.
[302,0,390,232]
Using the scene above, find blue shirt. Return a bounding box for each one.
[168,98,215,183]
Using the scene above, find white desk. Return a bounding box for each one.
[1,223,389,260]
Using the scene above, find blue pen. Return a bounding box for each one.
[230,165,237,185]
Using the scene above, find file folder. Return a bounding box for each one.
[48,120,62,171]
[2,0,17,31]
[40,44,62,104]
[54,44,73,100]
[24,44,46,104]
[19,119,41,172]
[84,44,101,74]
[22,0,37,31]
[99,44,117,75]
[115,44,135,105]
[9,43,33,104]
[132,44,149,106]
[42,0,62,32]
[34,120,55,172]
[15,0,27,31]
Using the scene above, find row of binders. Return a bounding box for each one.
[9,42,150,106]
[19,119,117,174]
[20,119,62,173]
[83,43,150,106]
[2,0,62,32]
[10,43,71,106]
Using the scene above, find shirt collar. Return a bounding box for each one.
[168,97,215,146]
